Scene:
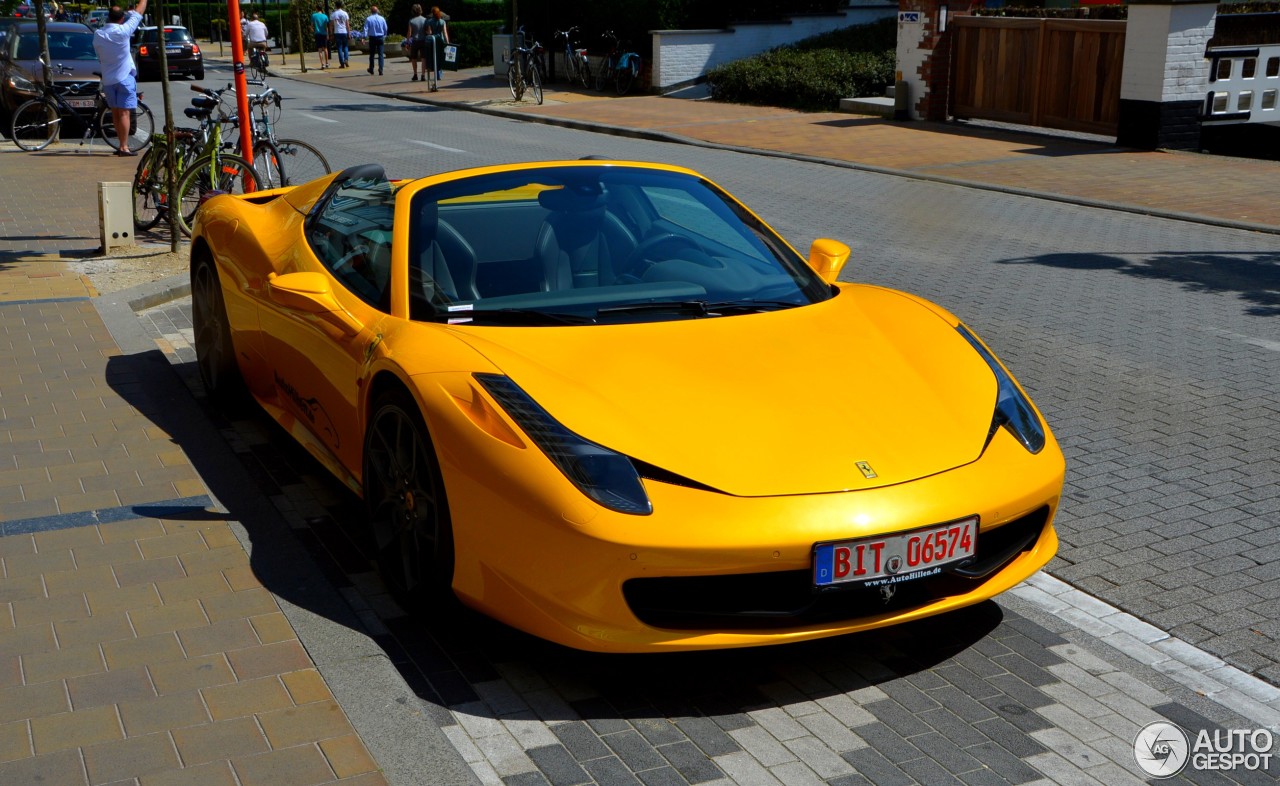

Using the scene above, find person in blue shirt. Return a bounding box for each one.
[362,6,388,75]
[311,5,330,69]
[92,0,148,155]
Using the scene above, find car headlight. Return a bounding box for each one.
[474,373,653,515]
[7,73,38,96]
[957,324,1046,454]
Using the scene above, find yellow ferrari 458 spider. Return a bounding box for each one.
[190,160,1064,653]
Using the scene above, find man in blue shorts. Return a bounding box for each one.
[92,0,148,156]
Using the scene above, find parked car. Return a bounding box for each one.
[0,21,99,121]
[132,25,204,81]
[190,160,1065,653]
[86,9,110,29]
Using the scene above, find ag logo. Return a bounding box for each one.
[1134,721,1189,778]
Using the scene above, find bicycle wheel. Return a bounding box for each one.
[577,54,593,89]
[507,58,524,101]
[530,62,543,105]
[132,145,169,231]
[617,60,637,96]
[594,59,610,92]
[10,99,60,151]
[175,153,261,237]
[250,139,285,189]
[274,138,331,186]
[98,101,155,152]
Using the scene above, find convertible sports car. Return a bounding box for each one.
[191,160,1065,652]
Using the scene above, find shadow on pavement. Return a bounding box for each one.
[998,250,1280,317]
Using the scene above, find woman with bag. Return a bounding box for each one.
[425,6,449,89]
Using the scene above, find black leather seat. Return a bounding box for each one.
[412,200,480,306]
[534,186,636,290]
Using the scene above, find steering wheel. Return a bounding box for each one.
[619,232,705,279]
[335,245,370,274]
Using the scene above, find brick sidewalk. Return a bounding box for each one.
[0,254,387,785]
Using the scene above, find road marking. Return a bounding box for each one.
[1201,327,1280,352]
[407,139,467,154]
[302,113,339,123]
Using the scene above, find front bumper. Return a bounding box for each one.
[426,375,1065,653]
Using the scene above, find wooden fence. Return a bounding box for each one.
[950,17,1126,136]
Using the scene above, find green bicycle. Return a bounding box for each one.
[132,86,261,236]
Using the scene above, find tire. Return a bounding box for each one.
[617,59,637,96]
[190,248,244,403]
[194,67,205,81]
[594,59,610,92]
[530,62,543,105]
[250,139,285,189]
[274,138,331,186]
[98,101,155,152]
[578,55,592,89]
[132,145,169,231]
[364,387,454,605]
[175,153,261,237]
[507,58,523,101]
[10,99,59,151]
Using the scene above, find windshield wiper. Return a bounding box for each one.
[448,308,594,326]
[596,299,802,318]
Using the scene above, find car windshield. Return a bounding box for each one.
[137,28,194,44]
[406,166,831,325]
[17,30,97,61]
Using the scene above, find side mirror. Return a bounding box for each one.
[807,238,850,283]
[267,272,362,336]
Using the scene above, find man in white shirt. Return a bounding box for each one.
[92,0,148,156]
[245,12,268,50]
[330,0,350,68]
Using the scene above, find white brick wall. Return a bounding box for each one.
[650,1,897,90]
[1121,2,1216,104]
[896,14,931,120]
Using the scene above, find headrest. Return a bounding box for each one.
[538,185,605,213]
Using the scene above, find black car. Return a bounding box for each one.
[0,21,99,119]
[132,26,204,81]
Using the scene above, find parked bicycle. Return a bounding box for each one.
[594,30,642,96]
[9,62,155,152]
[225,80,331,187]
[507,26,544,105]
[131,85,260,236]
[553,26,591,89]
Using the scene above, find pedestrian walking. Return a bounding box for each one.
[406,4,426,82]
[425,6,448,88]
[331,0,350,68]
[362,5,387,76]
[311,3,330,69]
[92,0,148,156]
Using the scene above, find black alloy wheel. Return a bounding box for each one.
[191,250,244,403]
[364,388,455,605]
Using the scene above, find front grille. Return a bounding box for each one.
[622,506,1050,630]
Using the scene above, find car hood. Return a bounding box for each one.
[448,286,999,497]
[16,59,100,83]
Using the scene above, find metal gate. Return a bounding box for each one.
[950,17,1126,136]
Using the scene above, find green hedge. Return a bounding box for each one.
[445,19,503,67]
[706,18,895,111]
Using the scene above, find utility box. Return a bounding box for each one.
[99,181,135,252]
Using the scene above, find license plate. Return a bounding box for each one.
[66,97,96,109]
[813,516,978,587]
[166,47,182,53]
